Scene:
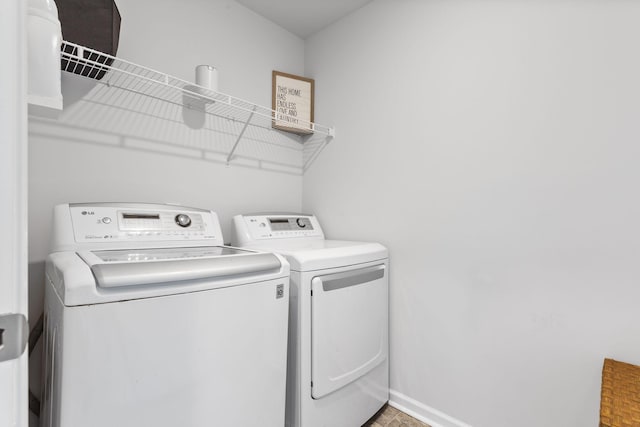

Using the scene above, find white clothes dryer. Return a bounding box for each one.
[41,203,290,427]
[232,213,389,427]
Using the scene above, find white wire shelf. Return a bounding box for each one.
[59,40,334,172]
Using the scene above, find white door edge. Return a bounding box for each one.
[0,0,29,426]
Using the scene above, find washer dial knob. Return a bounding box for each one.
[175,214,192,228]
[296,218,307,228]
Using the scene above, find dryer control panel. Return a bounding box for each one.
[51,203,224,252]
[233,214,324,244]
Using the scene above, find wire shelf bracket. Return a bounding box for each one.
[227,105,257,165]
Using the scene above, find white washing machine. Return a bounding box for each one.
[232,213,389,427]
[41,203,290,427]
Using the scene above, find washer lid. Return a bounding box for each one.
[77,246,282,288]
[240,240,388,271]
[89,246,245,262]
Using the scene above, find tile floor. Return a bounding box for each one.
[364,404,431,427]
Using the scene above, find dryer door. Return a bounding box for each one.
[311,263,388,399]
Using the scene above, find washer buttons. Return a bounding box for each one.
[175,214,192,228]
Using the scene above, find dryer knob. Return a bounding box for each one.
[296,218,307,228]
[175,214,192,228]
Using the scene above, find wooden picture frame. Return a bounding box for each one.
[272,71,315,135]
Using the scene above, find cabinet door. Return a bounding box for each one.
[311,264,388,399]
[0,1,28,426]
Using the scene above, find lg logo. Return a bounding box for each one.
[81,211,95,216]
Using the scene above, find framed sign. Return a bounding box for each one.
[272,71,314,135]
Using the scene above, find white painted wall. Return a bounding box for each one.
[28,0,304,421]
[304,1,640,426]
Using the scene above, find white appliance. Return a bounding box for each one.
[232,213,389,427]
[41,203,290,427]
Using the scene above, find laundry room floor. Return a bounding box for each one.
[364,405,430,427]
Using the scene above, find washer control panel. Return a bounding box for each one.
[237,214,324,240]
[69,204,219,243]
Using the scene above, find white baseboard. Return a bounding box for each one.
[389,389,473,427]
